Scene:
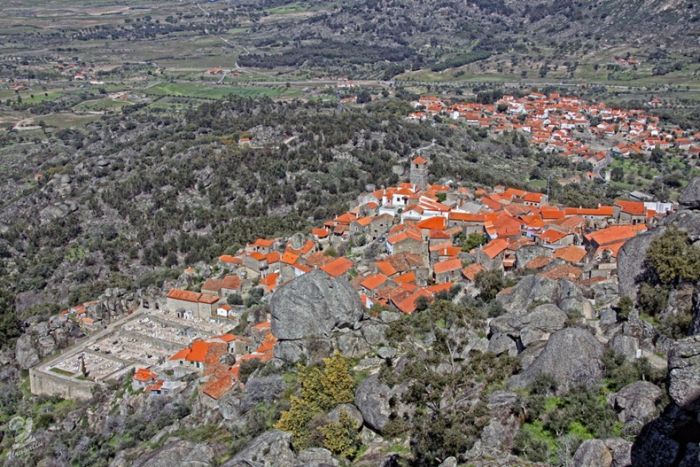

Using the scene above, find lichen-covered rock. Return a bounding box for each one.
[354,374,410,433]
[611,381,663,433]
[327,403,364,431]
[668,335,700,411]
[609,334,640,361]
[223,430,296,467]
[15,334,39,369]
[270,270,364,362]
[132,440,215,467]
[489,303,567,349]
[573,439,613,467]
[488,333,518,356]
[573,438,631,467]
[510,327,604,393]
[678,177,700,209]
[295,447,339,467]
[617,230,664,299]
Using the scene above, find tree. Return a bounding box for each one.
[646,227,700,285]
[460,233,487,252]
[610,166,624,182]
[475,269,506,301]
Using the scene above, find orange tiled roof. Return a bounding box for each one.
[360,273,389,291]
[615,199,646,216]
[539,229,569,244]
[416,216,447,231]
[585,224,646,246]
[525,256,553,270]
[462,263,483,281]
[167,288,219,304]
[219,255,242,264]
[482,238,509,259]
[376,260,398,276]
[260,272,280,291]
[554,245,587,264]
[433,258,462,274]
[134,368,157,382]
[321,257,354,277]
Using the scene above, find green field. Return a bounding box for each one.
[145,82,299,100]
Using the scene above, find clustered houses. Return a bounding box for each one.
[135,157,676,403]
[132,321,276,401]
[410,93,700,163]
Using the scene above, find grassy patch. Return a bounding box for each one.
[49,367,74,377]
[145,82,298,100]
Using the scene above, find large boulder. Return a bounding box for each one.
[611,381,663,433]
[668,335,700,411]
[617,230,663,299]
[270,270,364,362]
[490,304,568,349]
[354,374,410,434]
[15,334,40,369]
[496,275,586,317]
[573,438,631,467]
[510,327,605,393]
[678,177,700,209]
[132,440,215,467]
[496,275,558,314]
[223,430,296,467]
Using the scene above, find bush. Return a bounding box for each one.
[637,283,668,316]
[320,411,361,459]
[646,227,700,285]
[475,269,506,302]
[275,352,356,449]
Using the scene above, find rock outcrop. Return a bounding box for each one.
[132,440,215,467]
[496,275,585,316]
[354,374,411,434]
[678,177,700,209]
[610,381,663,433]
[510,327,605,393]
[270,270,365,363]
[223,430,297,467]
[668,335,700,411]
[573,438,631,467]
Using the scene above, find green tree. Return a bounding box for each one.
[475,269,506,301]
[646,227,700,285]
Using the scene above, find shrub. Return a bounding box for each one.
[320,411,361,459]
[475,269,506,302]
[275,352,356,449]
[646,227,700,285]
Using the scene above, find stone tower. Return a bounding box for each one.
[409,155,428,189]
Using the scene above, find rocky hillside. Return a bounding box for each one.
[244,0,699,77]
[3,180,700,466]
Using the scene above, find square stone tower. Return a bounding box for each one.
[410,155,428,189]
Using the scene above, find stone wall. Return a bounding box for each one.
[29,367,96,401]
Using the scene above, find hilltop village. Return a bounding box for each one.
[34,143,679,405]
[409,93,700,165]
